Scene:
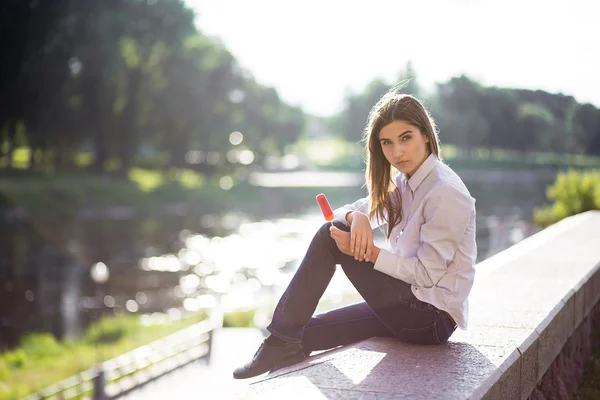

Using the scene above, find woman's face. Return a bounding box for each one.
[378,120,431,177]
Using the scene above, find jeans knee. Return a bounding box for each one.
[317,222,330,236]
[334,221,350,232]
[317,221,348,237]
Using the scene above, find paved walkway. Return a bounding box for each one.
[119,328,266,399]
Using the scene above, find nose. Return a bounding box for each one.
[393,143,403,160]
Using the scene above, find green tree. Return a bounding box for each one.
[434,76,491,149]
[574,103,600,155]
[533,169,600,228]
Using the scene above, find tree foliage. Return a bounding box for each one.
[2,1,599,178]
[334,71,600,156]
[0,0,306,177]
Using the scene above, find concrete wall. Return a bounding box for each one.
[244,211,600,399]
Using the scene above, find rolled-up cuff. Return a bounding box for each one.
[373,248,399,278]
[265,323,303,344]
[332,207,352,227]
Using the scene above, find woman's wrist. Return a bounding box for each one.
[371,246,381,263]
[346,211,368,224]
[345,211,353,224]
[365,246,380,263]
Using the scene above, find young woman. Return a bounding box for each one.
[233,91,477,379]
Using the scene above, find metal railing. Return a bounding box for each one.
[20,319,214,400]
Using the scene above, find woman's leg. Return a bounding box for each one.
[293,221,455,349]
[267,220,453,347]
[234,220,349,379]
[266,221,342,343]
[332,224,456,345]
[301,301,396,353]
[234,220,454,378]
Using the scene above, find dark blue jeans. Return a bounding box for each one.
[267,221,457,353]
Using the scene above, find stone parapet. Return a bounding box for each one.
[244,211,600,399]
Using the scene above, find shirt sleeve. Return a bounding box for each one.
[332,197,385,229]
[373,186,475,287]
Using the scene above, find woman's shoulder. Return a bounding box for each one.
[428,163,475,203]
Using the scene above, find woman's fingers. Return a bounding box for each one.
[331,228,345,240]
[359,236,368,260]
[330,226,343,239]
[354,231,373,261]
[355,234,364,260]
[333,226,375,260]
[330,227,351,255]
[365,238,373,262]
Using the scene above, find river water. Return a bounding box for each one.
[0,168,557,347]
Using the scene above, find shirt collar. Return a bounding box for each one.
[396,153,438,192]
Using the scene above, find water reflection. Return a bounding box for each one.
[136,210,537,329]
[142,217,324,315]
[0,171,546,348]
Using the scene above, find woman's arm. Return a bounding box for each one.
[372,186,475,287]
[344,211,364,224]
[332,197,384,229]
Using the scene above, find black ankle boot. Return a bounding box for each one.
[232,340,306,379]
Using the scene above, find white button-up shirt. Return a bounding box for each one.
[333,154,477,330]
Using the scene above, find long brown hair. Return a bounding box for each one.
[363,91,441,239]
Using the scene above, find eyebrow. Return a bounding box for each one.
[379,130,412,141]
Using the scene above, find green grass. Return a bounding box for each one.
[1,149,92,170]
[0,165,213,217]
[4,144,600,175]
[0,313,207,400]
[222,309,256,328]
[128,167,167,192]
[11,148,29,169]
[445,145,600,169]
[3,144,600,219]
[1,147,205,192]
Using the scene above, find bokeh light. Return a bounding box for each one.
[90,262,109,284]
[126,300,139,313]
[229,131,243,145]
[238,150,254,165]
[219,175,233,190]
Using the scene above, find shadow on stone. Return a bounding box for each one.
[249,338,500,399]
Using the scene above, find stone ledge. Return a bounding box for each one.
[246,211,600,399]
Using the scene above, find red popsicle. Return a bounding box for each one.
[316,193,334,222]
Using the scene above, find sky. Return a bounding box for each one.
[186,0,600,116]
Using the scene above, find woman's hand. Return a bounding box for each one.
[330,213,378,262]
[348,212,374,261]
[330,226,353,257]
